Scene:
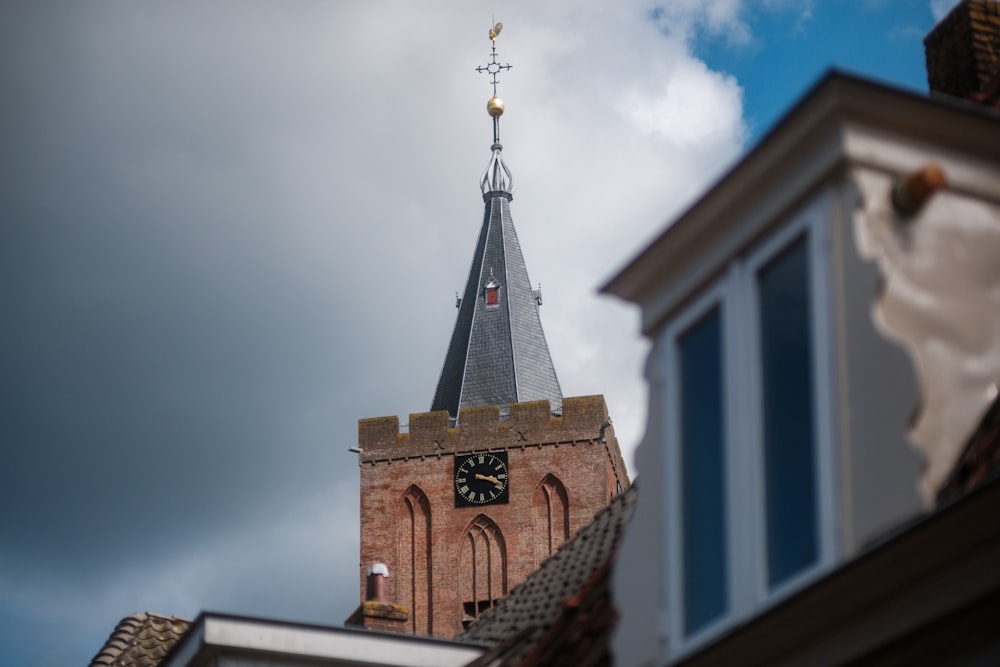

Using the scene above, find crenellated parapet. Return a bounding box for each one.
[357,395,615,463]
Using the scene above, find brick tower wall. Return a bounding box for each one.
[925,0,1000,101]
[354,395,629,638]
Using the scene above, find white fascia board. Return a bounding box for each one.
[601,75,850,332]
[601,72,1000,336]
[165,615,484,667]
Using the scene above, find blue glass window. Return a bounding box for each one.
[678,306,728,636]
[757,236,818,588]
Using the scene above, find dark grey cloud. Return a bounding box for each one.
[3,4,340,559]
[0,5,381,662]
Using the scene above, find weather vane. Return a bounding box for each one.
[476,22,511,97]
[476,21,511,146]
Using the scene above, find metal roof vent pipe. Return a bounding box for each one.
[365,563,390,603]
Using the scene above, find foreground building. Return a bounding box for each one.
[607,2,1000,664]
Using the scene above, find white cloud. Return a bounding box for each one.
[649,0,751,43]
[931,0,963,20]
[467,1,749,464]
[620,58,746,149]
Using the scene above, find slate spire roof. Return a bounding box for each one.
[431,33,562,419]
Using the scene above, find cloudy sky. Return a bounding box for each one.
[0,1,959,664]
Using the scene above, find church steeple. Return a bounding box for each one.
[431,23,562,420]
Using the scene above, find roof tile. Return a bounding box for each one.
[460,486,637,666]
[88,612,190,667]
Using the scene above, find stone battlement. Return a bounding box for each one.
[357,396,613,461]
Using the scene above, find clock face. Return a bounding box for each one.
[454,452,509,507]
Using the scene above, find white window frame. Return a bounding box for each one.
[661,194,839,660]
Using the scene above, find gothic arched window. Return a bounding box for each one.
[460,514,507,629]
[533,473,570,560]
[398,485,432,635]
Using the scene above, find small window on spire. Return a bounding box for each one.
[484,271,500,309]
[485,282,500,307]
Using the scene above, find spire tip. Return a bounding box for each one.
[476,20,512,143]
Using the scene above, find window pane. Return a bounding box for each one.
[757,236,818,588]
[678,306,728,635]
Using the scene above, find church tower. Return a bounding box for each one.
[346,24,629,639]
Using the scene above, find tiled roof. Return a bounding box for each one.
[938,393,1000,504]
[460,486,637,667]
[88,612,191,667]
[431,185,562,419]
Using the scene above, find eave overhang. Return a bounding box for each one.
[161,613,484,667]
[601,70,1000,336]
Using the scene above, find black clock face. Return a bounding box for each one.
[454,452,509,507]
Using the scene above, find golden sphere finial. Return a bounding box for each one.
[487,97,505,117]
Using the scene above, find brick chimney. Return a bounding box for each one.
[924,0,1000,108]
[344,563,411,634]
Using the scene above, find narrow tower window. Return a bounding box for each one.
[399,485,433,635]
[533,474,570,560]
[460,515,507,631]
[484,271,501,309]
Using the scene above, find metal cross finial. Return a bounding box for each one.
[476,22,512,98]
[477,22,511,146]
